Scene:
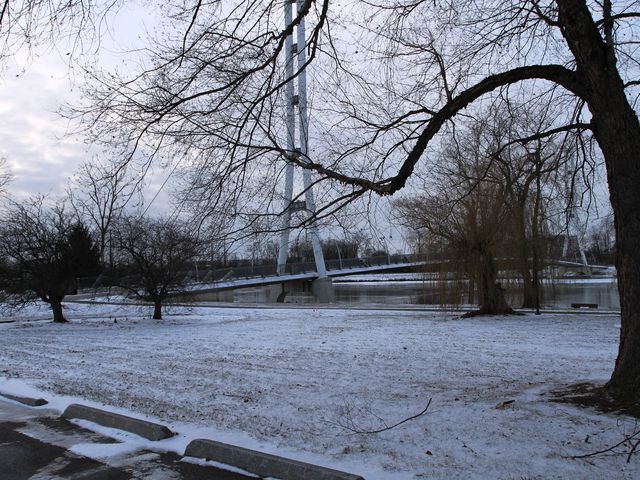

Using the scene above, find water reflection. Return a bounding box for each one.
[333,279,620,310]
[230,278,619,310]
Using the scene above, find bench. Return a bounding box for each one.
[571,303,598,309]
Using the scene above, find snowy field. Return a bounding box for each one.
[1,302,638,479]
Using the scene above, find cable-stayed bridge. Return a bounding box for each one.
[187,255,420,294]
[179,254,612,297]
[74,254,612,304]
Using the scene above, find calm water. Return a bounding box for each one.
[333,280,620,310]
[233,278,620,310]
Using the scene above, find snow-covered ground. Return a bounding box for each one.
[1,302,638,479]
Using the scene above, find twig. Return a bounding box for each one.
[572,429,640,461]
[627,437,640,463]
[333,398,432,434]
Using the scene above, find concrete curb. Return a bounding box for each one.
[62,404,173,441]
[185,439,365,480]
[0,391,48,407]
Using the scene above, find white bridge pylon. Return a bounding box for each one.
[276,0,327,278]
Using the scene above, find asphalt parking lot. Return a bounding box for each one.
[0,398,252,479]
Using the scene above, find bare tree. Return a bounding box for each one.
[8,0,640,402]
[484,102,576,308]
[68,157,137,265]
[0,1,126,64]
[0,198,100,322]
[0,157,12,194]
[397,101,579,312]
[111,215,198,320]
[395,123,516,315]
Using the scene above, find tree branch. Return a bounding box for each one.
[291,65,583,196]
[493,122,592,155]
[572,427,640,462]
[332,398,432,435]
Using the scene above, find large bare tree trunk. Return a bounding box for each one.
[603,135,640,404]
[591,102,640,403]
[558,0,640,402]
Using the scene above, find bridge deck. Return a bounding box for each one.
[75,255,613,296]
[188,262,420,293]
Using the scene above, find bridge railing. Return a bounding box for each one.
[199,263,279,283]
[191,254,423,285]
[189,253,426,283]
[74,253,613,295]
[74,254,427,293]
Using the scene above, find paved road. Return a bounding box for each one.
[0,398,253,479]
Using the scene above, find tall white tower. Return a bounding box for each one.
[276,0,329,286]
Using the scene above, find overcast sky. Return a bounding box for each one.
[0,51,85,198]
[0,6,409,253]
[0,4,609,250]
[0,4,169,207]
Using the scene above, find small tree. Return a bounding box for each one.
[396,113,519,315]
[0,199,100,322]
[68,158,138,266]
[479,102,572,309]
[112,216,198,319]
[396,101,575,313]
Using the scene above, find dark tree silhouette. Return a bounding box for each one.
[112,216,198,320]
[67,158,138,266]
[5,0,640,403]
[65,222,102,278]
[0,200,100,322]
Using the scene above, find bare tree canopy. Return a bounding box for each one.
[0,0,126,62]
[67,156,139,264]
[0,198,101,322]
[396,100,577,314]
[6,1,640,402]
[0,157,12,193]
[110,215,198,320]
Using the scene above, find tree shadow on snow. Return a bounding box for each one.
[550,382,640,420]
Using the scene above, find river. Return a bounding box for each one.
[232,274,620,310]
[333,278,620,310]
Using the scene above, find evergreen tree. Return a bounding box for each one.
[65,223,101,277]
[0,202,102,322]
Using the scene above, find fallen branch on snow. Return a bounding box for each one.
[331,398,432,434]
[572,422,640,463]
